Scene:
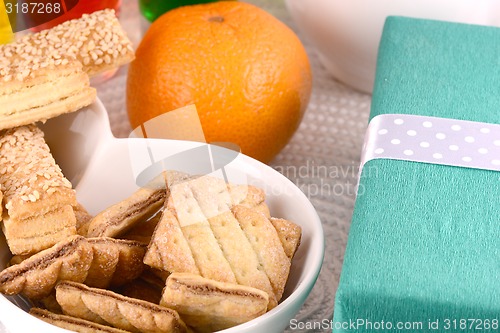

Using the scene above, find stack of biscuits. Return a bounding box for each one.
[0,8,302,333]
[0,9,135,254]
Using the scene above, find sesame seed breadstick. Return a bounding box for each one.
[0,9,134,79]
[0,125,78,255]
[270,217,302,260]
[0,9,134,129]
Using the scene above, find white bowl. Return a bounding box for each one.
[285,0,500,93]
[0,99,324,333]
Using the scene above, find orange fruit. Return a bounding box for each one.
[127,1,312,163]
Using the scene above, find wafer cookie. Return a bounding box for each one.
[161,273,269,333]
[56,281,188,333]
[86,174,167,238]
[31,308,130,333]
[85,238,147,289]
[0,125,78,254]
[144,179,268,277]
[0,235,92,299]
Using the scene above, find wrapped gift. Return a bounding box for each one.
[333,17,500,332]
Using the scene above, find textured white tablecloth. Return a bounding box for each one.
[95,1,372,331]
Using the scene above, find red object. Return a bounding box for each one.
[32,0,121,31]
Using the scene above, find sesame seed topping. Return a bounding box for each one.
[0,125,76,208]
[0,9,134,82]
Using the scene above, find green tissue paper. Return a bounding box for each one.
[333,17,500,332]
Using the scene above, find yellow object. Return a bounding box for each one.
[127,1,312,163]
[0,0,13,44]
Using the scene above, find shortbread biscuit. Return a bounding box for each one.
[85,238,147,289]
[253,202,271,218]
[56,281,188,333]
[270,217,302,260]
[167,180,236,283]
[0,235,92,299]
[86,173,167,238]
[146,173,298,306]
[0,125,78,254]
[188,175,277,308]
[31,308,130,333]
[0,9,134,79]
[161,273,269,333]
[227,183,266,208]
[232,205,291,302]
[227,201,301,260]
[143,208,200,275]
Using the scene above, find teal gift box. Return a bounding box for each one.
[333,17,500,332]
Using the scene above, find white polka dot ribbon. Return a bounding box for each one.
[361,114,500,172]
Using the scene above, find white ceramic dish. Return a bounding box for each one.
[0,99,324,333]
[285,0,500,93]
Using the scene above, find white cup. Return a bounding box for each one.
[285,0,500,93]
